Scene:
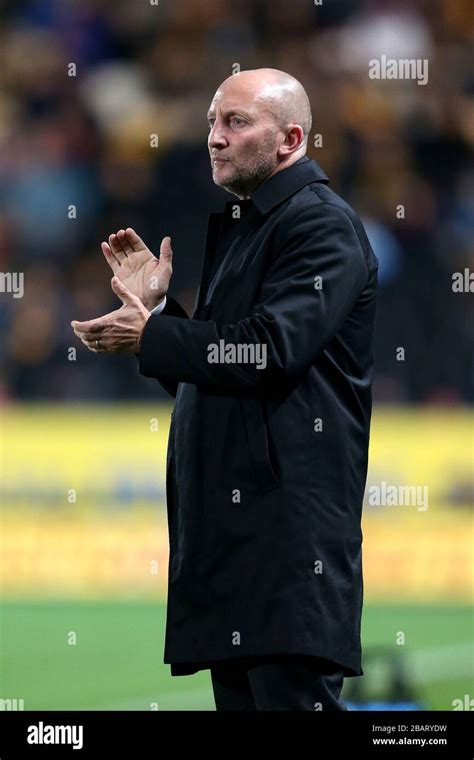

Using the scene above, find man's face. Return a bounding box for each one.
[207,79,283,198]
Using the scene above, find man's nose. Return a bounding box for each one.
[208,123,227,148]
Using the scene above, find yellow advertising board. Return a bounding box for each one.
[1,405,472,601]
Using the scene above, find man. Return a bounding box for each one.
[72,68,378,711]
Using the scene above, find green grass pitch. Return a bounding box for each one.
[1,601,472,711]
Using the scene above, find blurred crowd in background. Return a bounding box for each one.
[0,0,472,401]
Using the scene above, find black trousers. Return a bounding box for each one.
[210,655,348,711]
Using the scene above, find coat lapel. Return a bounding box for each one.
[192,212,224,319]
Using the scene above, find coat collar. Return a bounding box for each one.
[249,156,329,215]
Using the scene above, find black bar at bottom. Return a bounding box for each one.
[0,710,472,757]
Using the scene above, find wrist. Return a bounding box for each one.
[145,293,166,311]
[136,311,151,353]
[149,295,167,315]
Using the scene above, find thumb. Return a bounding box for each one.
[111,276,136,305]
[159,236,173,263]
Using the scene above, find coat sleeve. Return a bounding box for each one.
[137,203,370,392]
[140,295,189,398]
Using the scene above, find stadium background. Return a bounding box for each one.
[0,0,472,710]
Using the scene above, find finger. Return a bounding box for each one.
[101,241,120,269]
[80,337,99,352]
[75,330,100,342]
[117,229,134,255]
[71,319,104,334]
[108,232,127,262]
[115,229,129,256]
[84,338,109,353]
[124,227,147,252]
[74,328,102,341]
[159,236,173,263]
[111,275,137,306]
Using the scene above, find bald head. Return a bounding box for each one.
[208,69,313,198]
[225,69,312,148]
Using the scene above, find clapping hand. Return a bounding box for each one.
[101,228,173,311]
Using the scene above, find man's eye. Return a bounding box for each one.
[207,117,245,129]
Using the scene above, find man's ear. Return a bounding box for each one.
[277,125,304,157]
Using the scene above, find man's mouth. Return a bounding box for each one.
[213,157,230,163]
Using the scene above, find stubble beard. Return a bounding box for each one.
[214,131,279,198]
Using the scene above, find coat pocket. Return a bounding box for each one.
[238,397,280,492]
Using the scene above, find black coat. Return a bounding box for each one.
[138,156,378,677]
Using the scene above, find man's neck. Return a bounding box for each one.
[236,153,308,200]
